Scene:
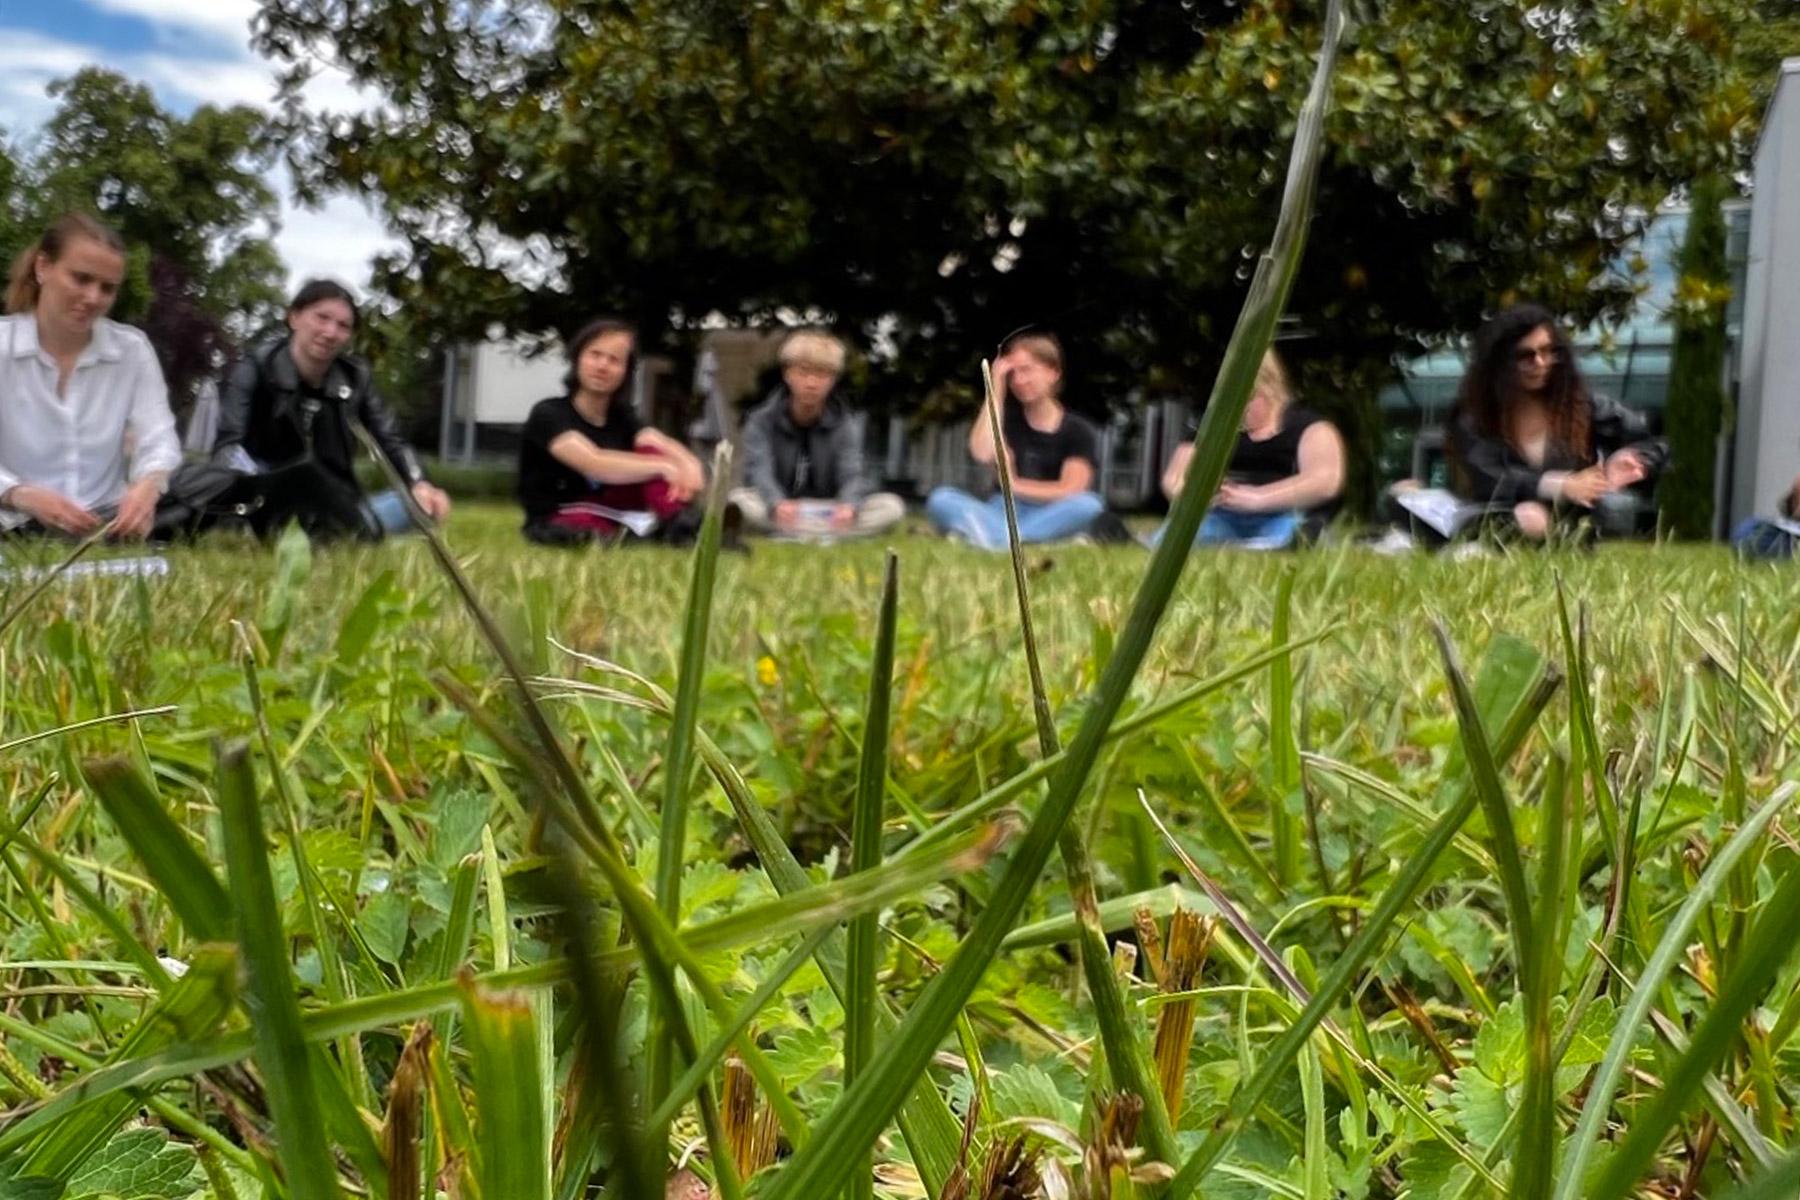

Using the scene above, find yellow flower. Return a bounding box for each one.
[756,655,780,687]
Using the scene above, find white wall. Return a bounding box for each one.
[1732,59,1800,524]
[469,340,567,425]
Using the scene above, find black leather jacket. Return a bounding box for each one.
[212,337,425,487]
[1449,394,1667,505]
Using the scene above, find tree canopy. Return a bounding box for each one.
[1,68,287,406]
[254,0,1769,419]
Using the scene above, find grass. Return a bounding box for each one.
[0,501,1796,1200]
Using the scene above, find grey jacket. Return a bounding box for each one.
[740,389,874,506]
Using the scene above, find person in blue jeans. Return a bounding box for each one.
[925,331,1107,549]
[1732,472,1800,559]
[1154,349,1345,548]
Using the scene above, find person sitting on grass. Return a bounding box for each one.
[517,316,710,545]
[1153,348,1344,548]
[213,279,452,539]
[0,212,181,541]
[1448,303,1665,542]
[727,329,904,539]
[924,331,1108,549]
[1731,469,1800,559]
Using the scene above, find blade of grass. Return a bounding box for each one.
[0,526,105,638]
[215,739,340,1200]
[846,553,899,1200]
[79,754,229,943]
[1269,570,1303,886]
[982,359,1177,1168]
[1554,781,1798,1200]
[760,5,1348,1195]
[648,444,731,1161]
[463,980,551,1200]
[1589,850,1800,1200]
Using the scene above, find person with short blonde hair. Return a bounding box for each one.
[924,329,1109,548]
[729,328,904,539]
[1156,347,1345,548]
[1,212,181,539]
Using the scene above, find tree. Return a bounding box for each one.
[1658,174,1731,539]
[254,0,1768,501]
[5,69,288,408]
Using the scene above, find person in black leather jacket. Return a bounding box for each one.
[1448,303,1666,540]
[212,280,449,538]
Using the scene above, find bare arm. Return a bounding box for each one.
[1248,422,1345,511]
[547,430,671,485]
[967,359,1011,464]
[1161,441,1195,501]
[1009,456,1093,503]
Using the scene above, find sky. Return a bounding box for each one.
[0,0,400,292]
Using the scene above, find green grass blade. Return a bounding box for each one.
[1590,851,1800,1200]
[760,6,1347,1196]
[215,739,340,1200]
[1269,570,1303,886]
[462,980,551,1200]
[1555,782,1798,1200]
[983,360,1177,1167]
[649,445,731,1144]
[80,754,229,943]
[1168,635,1559,1197]
[845,553,898,1200]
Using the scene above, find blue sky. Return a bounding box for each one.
[0,0,396,289]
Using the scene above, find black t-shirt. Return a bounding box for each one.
[518,394,644,518]
[1185,405,1325,488]
[1002,400,1100,482]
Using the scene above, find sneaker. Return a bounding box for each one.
[1367,528,1416,556]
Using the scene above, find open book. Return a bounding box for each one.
[1392,488,1508,539]
[558,502,660,537]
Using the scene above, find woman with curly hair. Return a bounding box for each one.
[1449,303,1665,540]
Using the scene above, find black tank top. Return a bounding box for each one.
[1229,407,1322,486]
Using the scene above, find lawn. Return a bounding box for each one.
[0,502,1796,1200]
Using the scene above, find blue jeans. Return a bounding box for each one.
[1732,516,1797,560]
[1150,507,1301,549]
[925,487,1105,549]
[366,489,414,535]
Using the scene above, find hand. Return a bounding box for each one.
[1603,451,1646,491]
[1215,481,1268,512]
[773,500,800,529]
[410,481,452,522]
[108,478,161,540]
[1559,466,1609,508]
[830,503,855,531]
[988,354,1014,400]
[4,485,102,536]
[1786,477,1799,517]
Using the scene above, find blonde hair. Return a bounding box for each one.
[1255,348,1292,414]
[778,329,846,374]
[1001,331,1063,374]
[5,213,126,315]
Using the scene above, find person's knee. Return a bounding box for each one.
[925,486,964,522]
[1513,501,1550,540]
[858,492,905,531]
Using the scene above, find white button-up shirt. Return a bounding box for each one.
[0,314,182,530]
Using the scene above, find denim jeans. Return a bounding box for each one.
[365,489,414,535]
[1732,516,1798,560]
[1150,507,1301,549]
[924,487,1105,549]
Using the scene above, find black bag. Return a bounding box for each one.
[152,461,263,537]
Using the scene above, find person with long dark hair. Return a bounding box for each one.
[516,317,709,544]
[1449,303,1665,540]
[0,213,181,539]
[212,279,450,538]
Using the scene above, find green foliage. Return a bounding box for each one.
[1,69,285,405]
[1660,173,1733,539]
[257,0,1765,440]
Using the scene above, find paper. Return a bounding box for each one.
[1393,488,1498,539]
[559,502,660,537]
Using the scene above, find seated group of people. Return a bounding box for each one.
[3,212,1796,555]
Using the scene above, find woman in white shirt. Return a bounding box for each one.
[1,213,181,539]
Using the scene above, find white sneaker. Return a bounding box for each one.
[1368,528,1416,556]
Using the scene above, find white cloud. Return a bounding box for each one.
[79,0,259,49]
[0,23,400,293]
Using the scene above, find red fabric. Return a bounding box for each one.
[547,446,687,536]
